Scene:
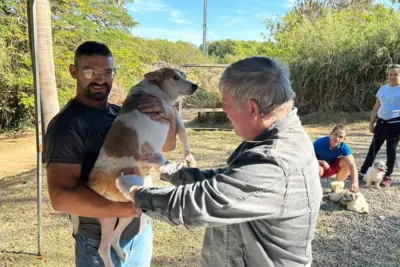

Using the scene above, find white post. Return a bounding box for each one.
[202,0,207,56]
[27,0,43,256]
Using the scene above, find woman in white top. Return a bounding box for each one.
[359,64,400,187]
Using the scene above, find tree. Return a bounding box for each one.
[35,0,59,132]
[1,0,215,132]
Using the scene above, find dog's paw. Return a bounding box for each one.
[185,153,197,167]
[112,242,128,262]
[118,250,128,262]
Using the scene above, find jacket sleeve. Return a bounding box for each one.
[135,151,286,228]
[160,162,228,186]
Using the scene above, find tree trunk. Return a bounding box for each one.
[36,0,59,133]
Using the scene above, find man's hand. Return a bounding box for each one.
[138,94,175,121]
[118,202,142,218]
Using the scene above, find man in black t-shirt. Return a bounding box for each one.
[44,41,177,267]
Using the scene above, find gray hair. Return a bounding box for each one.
[218,56,296,116]
[388,64,400,72]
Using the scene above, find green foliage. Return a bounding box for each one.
[268,0,400,113]
[184,68,224,108]
[2,0,400,131]
[207,39,279,63]
[0,0,33,131]
[0,0,210,131]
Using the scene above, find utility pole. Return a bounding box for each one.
[202,0,207,56]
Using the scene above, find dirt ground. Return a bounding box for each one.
[0,132,37,179]
[1,110,400,267]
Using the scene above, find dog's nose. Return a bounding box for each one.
[191,84,198,92]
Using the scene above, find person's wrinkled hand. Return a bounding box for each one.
[137,94,175,121]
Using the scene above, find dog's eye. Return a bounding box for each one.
[173,75,180,81]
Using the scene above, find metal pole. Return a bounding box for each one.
[27,0,43,256]
[202,0,207,56]
[178,66,185,115]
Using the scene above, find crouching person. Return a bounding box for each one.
[117,56,323,267]
[314,125,359,192]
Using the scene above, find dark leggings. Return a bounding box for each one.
[360,136,400,176]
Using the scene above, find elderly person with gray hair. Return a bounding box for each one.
[117,56,323,267]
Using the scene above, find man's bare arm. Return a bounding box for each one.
[47,163,137,218]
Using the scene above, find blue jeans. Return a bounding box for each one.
[75,222,153,267]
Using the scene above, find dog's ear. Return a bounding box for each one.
[144,69,165,81]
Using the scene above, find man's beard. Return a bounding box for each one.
[84,82,111,101]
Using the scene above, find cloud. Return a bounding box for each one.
[126,0,191,24]
[170,10,190,24]
[255,11,273,19]
[130,25,267,47]
[283,0,296,8]
[131,27,223,46]
[236,9,247,14]
[220,29,264,42]
[231,8,273,20]
[219,16,246,26]
[126,0,167,13]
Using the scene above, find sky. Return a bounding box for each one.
[125,0,397,46]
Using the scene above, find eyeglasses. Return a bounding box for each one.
[82,69,116,79]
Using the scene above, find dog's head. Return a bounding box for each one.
[144,68,198,102]
[341,191,357,203]
[372,161,387,172]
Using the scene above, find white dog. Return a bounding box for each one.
[71,68,198,267]
[329,189,370,213]
[364,161,387,189]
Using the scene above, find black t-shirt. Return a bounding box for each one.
[44,98,141,240]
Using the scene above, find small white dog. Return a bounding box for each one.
[330,181,345,192]
[364,161,387,189]
[329,189,370,213]
[71,68,198,267]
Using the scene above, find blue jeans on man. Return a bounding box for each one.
[75,222,153,267]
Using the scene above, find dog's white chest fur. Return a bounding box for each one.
[364,166,385,189]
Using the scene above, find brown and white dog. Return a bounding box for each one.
[71,68,198,267]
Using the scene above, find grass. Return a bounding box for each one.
[1,110,400,267]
